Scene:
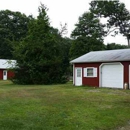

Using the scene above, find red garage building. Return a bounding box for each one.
[0,59,16,80]
[70,49,130,89]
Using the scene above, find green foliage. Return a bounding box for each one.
[89,0,130,46]
[0,10,31,59]
[71,12,104,41]
[70,36,105,59]
[70,0,130,60]
[105,43,128,50]
[70,12,105,59]
[12,4,69,84]
[60,37,72,76]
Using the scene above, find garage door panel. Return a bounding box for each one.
[101,64,123,88]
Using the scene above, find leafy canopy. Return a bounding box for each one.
[70,11,105,59]
[71,12,104,41]
[89,0,130,46]
[0,10,31,59]
[12,4,69,84]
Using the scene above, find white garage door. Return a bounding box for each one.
[101,63,123,88]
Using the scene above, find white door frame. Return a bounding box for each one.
[99,62,124,88]
[3,70,7,80]
[75,67,82,86]
[73,64,75,85]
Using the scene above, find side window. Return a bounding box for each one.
[3,71,6,76]
[77,68,81,77]
[87,68,93,76]
[84,67,97,77]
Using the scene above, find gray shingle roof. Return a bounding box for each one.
[0,59,16,69]
[70,49,130,63]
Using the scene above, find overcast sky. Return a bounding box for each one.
[0,0,130,45]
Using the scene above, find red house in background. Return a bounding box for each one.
[70,49,130,89]
[0,59,16,80]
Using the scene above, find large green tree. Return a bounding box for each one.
[70,12,105,59]
[12,4,69,84]
[70,37,105,60]
[0,10,31,59]
[90,0,130,46]
[71,12,104,41]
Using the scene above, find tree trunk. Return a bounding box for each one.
[127,37,130,47]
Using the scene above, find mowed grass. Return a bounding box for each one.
[0,81,130,130]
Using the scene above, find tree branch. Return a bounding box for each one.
[59,23,68,36]
[106,27,120,36]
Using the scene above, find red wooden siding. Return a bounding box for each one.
[0,70,3,79]
[74,61,130,87]
[75,63,101,87]
[7,70,15,79]
[121,61,130,84]
[0,69,14,80]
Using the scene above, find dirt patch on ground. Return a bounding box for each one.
[117,121,130,130]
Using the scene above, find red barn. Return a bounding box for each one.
[0,59,16,80]
[70,49,130,89]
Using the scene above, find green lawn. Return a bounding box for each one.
[0,81,130,130]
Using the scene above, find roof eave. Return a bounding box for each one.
[70,59,130,64]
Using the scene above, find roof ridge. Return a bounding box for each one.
[70,48,130,64]
[90,48,130,53]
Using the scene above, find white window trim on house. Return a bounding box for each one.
[84,67,97,77]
